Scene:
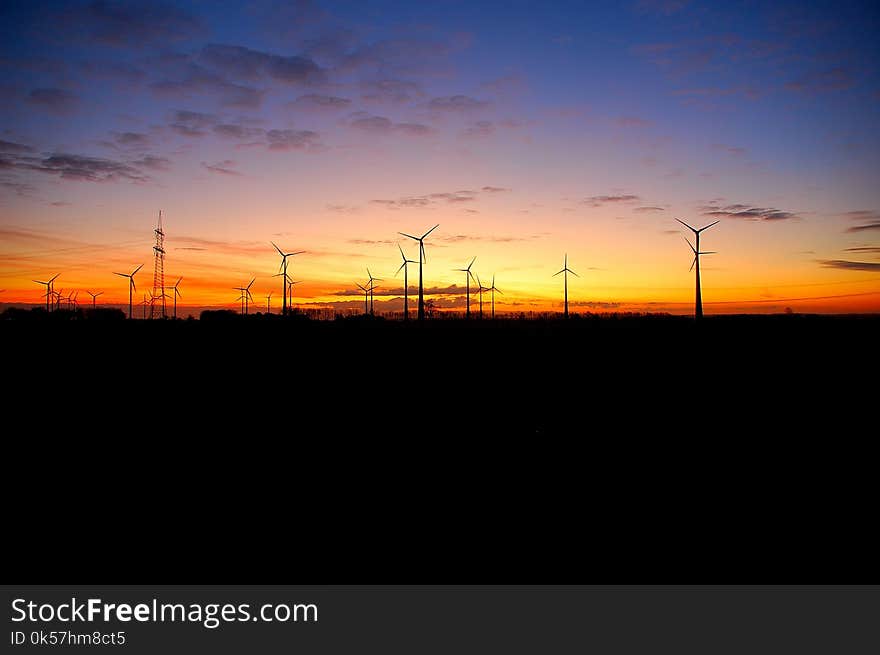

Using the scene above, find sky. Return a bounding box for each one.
[1,0,879,315]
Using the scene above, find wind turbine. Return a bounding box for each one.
[398,224,439,321]
[266,291,272,314]
[114,264,143,319]
[487,274,502,319]
[234,278,256,315]
[355,282,369,315]
[54,288,63,311]
[287,279,301,311]
[553,254,578,319]
[676,218,719,319]
[455,256,477,319]
[475,274,489,319]
[169,277,182,319]
[366,268,382,316]
[271,242,305,315]
[141,293,151,320]
[86,290,103,309]
[395,243,417,321]
[33,273,59,313]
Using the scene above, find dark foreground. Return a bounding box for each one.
[6,313,877,581]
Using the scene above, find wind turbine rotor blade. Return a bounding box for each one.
[568,269,579,277]
[689,257,696,273]
[421,224,440,239]
[685,236,697,253]
[396,262,406,276]
[113,272,127,278]
[553,269,564,277]
[468,270,477,284]
[420,242,426,263]
[397,243,406,261]
[131,279,136,293]
[701,251,717,255]
[289,250,306,256]
[675,217,697,232]
[699,220,720,232]
[468,256,476,270]
[248,278,255,289]
[49,273,60,283]
[398,231,419,241]
[271,241,284,256]
[132,264,143,275]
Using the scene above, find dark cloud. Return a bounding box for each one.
[289,94,351,110]
[842,247,880,255]
[22,153,149,182]
[582,194,641,207]
[847,222,880,233]
[65,1,201,46]
[27,88,78,114]
[616,116,650,127]
[0,140,33,154]
[112,132,151,148]
[169,110,218,136]
[212,124,265,140]
[199,44,323,84]
[786,68,853,94]
[428,95,489,111]
[361,79,424,104]
[201,160,241,176]
[152,64,265,108]
[818,259,880,271]
[634,206,665,213]
[482,186,509,193]
[132,155,170,170]
[266,129,321,151]
[430,192,475,203]
[346,112,431,136]
[701,201,798,221]
[463,121,494,137]
[369,190,474,208]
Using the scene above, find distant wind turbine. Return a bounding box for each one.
[366,268,382,316]
[488,275,502,319]
[455,256,477,319]
[355,282,369,315]
[234,278,256,315]
[553,254,578,319]
[33,273,59,313]
[398,224,439,321]
[271,242,305,315]
[169,277,182,319]
[676,218,719,319]
[86,290,103,309]
[288,279,301,310]
[114,264,143,319]
[395,243,417,321]
[141,293,151,320]
[476,274,489,319]
[266,291,272,314]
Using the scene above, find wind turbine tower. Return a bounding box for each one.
[553,254,578,319]
[398,224,439,321]
[395,243,417,321]
[456,256,477,319]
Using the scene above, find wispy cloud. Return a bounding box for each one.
[581,194,641,207]
[634,206,665,213]
[818,259,880,271]
[288,94,351,110]
[428,95,489,111]
[201,160,241,176]
[840,210,880,233]
[345,112,432,136]
[701,201,799,221]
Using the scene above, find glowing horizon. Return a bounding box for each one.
[2,1,879,316]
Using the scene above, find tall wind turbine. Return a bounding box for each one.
[86,290,103,309]
[487,275,502,319]
[356,282,369,315]
[395,243,417,321]
[553,254,578,319]
[271,242,305,315]
[114,264,143,319]
[33,273,59,313]
[456,256,477,319]
[676,218,719,319]
[169,277,182,319]
[266,291,272,314]
[366,268,382,316]
[288,279,301,311]
[398,224,439,321]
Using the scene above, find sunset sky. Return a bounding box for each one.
[2,0,879,315]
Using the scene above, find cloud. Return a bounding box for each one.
[334,284,471,298]
[201,160,241,176]
[131,155,170,170]
[22,153,150,182]
[361,79,424,104]
[0,140,33,154]
[428,95,489,111]
[846,222,880,233]
[199,44,323,84]
[439,233,540,243]
[482,186,509,193]
[369,190,475,209]
[112,132,151,148]
[701,201,799,221]
[212,124,265,140]
[346,112,431,136]
[582,194,641,207]
[289,94,352,110]
[842,247,880,255]
[152,65,265,108]
[266,129,321,151]
[65,1,201,46]
[27,88,78,114]
[818,259,880,271]
[463,121,494,137]
[634,206,665,213]
[616,116,651,127]
[169,110,218,136]
[786,68,853,94]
